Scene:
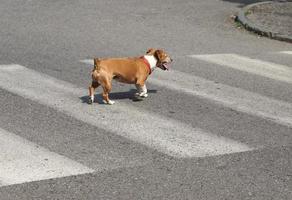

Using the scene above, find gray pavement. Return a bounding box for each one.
[0,0,292,199]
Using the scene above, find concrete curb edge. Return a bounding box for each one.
[236,1,292,43]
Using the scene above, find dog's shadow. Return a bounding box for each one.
[80,89,157,104]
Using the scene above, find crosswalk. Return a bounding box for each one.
[0,51,291,187]
[0,128,94,186]
[190,54,292,84]
[279,51,292,55]
[0,64,253,158]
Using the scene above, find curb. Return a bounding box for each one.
[236,1,292,43]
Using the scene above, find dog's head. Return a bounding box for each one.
[146,48,172,70]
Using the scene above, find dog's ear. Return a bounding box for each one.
[146,48,156,55]
[94,58,100,66]
[154,49,163,61]
[93,58,101,70]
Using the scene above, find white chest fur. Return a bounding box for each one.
[143,55,157,71]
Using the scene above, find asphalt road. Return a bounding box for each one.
[0,0,291,199]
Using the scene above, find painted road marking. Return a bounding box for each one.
[0,127,94,187]
[81,59,292,128]
[190,54,292,84]
[279,51,292,55]
[0,64,253,158]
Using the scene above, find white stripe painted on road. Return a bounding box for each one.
[0,127,94,187]
[189,54,292,84]
[279,51,292,55]
[81,59,95,65]
[153,70,292,127]
[0,64,253,158]
[81,59,292,128]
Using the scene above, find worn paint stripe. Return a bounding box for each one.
[0,127,94,186]
[279,51,292,55]
[0,64,253,158]
[190,54,292,84]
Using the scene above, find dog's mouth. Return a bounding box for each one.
[159,62,170,70]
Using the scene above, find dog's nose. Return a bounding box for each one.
[170,58,173,62]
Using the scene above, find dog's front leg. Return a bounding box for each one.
[135,84,148,98]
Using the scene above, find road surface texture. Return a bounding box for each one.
[0,0,291,199]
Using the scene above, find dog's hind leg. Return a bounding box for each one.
[101,79,115,105]
[88,81,100,104]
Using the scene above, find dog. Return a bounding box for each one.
[88,48,172,105]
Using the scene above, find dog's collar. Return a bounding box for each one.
[140,56,152,75]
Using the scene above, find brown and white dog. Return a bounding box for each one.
[88,48,172,104]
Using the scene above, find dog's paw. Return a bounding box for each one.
[108,100,115,105]
[140,93,148,98]
[135,92,148,98]
[103,100,115,105]
[88,97,93,104]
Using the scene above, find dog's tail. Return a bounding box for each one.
[93,58,101,71]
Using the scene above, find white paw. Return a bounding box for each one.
[103,100,115,105]
[135,92,148,98]
[140,93,148,98]
[89,96,94,104]
[108,100,115,105]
